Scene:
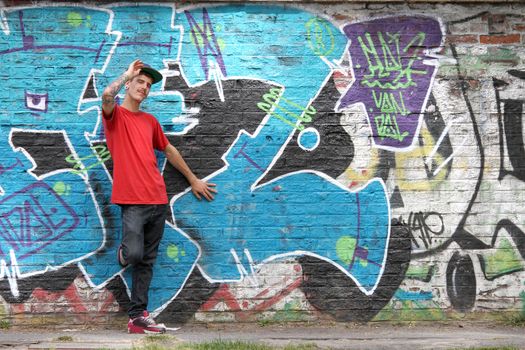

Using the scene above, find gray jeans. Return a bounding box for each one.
[119,204,168,319]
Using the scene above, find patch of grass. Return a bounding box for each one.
[256,318,290,328]
[134,334,179,350]
[0,319,10,330]
[502,313,525,327]
[55,335,74,342]
[476,311,525,326]
[257,319,272,327]
[143,334,177,343]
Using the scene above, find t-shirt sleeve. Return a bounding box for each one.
[153,120,169,151]
[102,104,118,132]
[102,103,117,121]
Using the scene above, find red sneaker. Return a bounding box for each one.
[127,311,166,334]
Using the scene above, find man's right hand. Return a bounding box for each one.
[125,59,144,81]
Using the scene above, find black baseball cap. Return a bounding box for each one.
[140,65,163,84]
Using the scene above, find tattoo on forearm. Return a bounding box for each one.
[102,95,115,104]
[102,73,130,104]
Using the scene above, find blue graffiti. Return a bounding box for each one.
[0,4,392,312]
[172,6,391,294]
[394,289,433,301]
[0,7,114,296]
[175,166,390,291]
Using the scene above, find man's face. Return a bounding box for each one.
[126,73,154,102]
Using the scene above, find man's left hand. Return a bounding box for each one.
[191,180,217,201]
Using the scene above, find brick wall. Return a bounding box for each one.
[0,1,524,327]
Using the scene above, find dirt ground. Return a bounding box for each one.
[1,321,524,349]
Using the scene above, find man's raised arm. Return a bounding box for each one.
[101,59,143,117]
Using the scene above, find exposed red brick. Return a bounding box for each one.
[332,13,350,21]
[480,34,521,44]
[512,24,525,32]
[446,35,479,44]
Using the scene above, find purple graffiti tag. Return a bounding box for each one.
[118,35,175,56]
[0,10,105,64]
[184,8,227,78]
[0,159,24,176]
[233,141,265,173]
[0,182,79,260]
[340,16,442,149]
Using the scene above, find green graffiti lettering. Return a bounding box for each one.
[375,113,409,141]
[305,17,335,56]
[257,87,316,131]
[371,90,409,141]
[372,90,409,115]
[66,145,111,175]
[359,31,427,90]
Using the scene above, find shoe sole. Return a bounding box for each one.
[118,245,128,268]
[128,323,166,334]
[128,327,166,334]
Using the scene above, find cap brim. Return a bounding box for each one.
[140,67,163,84]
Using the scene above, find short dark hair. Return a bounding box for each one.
[138,71,155,82]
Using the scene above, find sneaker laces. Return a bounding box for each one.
[142,314,157,326]
[141,312,165,328]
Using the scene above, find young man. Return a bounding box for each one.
[102,59,217,334]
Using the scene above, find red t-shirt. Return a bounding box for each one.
[103,104,169,204]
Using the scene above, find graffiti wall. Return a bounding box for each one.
[0,1,524,326]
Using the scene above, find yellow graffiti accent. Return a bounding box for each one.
[343,126,448,192]
[395,127,448,191]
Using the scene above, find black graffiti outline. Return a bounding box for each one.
[411,13,487,258]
